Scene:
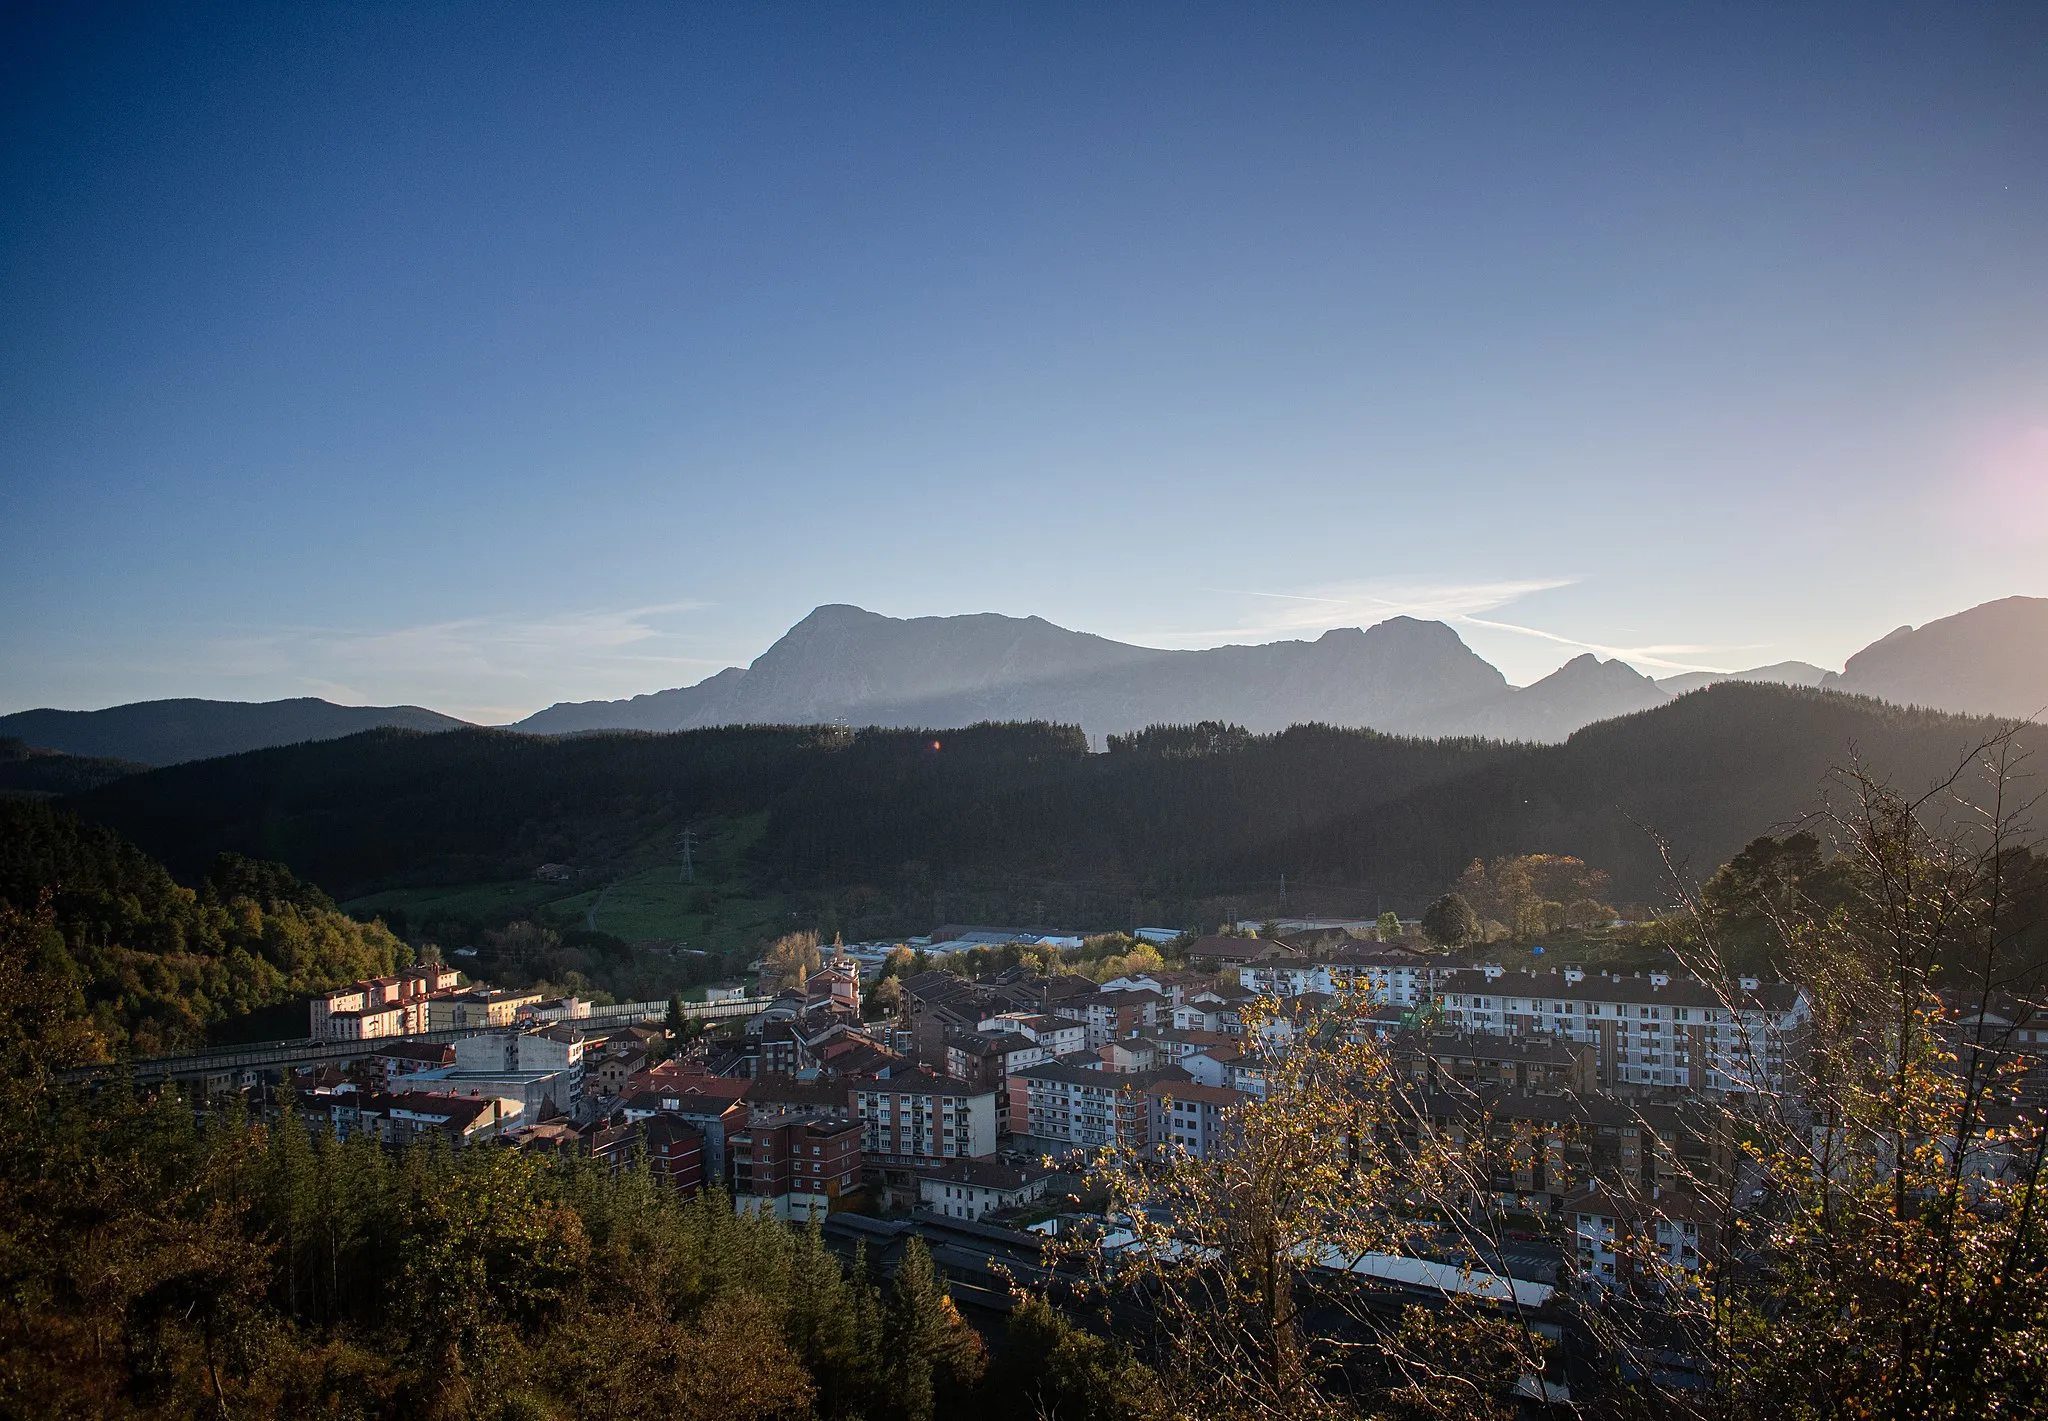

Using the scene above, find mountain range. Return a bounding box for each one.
[4,596,2044,766]
[511,595,2047,744]
[0,698,464,768]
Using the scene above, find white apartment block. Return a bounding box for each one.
[1434,968,1807,1096]
[1235,948,1435,1008]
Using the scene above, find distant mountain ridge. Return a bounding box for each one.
[516,604,1665,743]
[0,698,468,767]
[10,596,2043,764]
[1823,597,2048,719]
[508,596,2048,742]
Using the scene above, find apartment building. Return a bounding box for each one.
[850,1068,999,1161]
[1434,968,1808,1096]
[1016,1061,1188,1149]
[323,1089,519,1146]
[1566,1180,1717,1292]
[1237,946,1436,1008]
[1146,1079,1247,1159]
[729,1114,864,1220]
[1053,988,1166,1048]
[1394,1031,1599,1096]
[310,965,464,1039]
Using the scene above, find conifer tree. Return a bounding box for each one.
[881,1235,986,1421]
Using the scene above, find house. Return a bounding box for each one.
[324,1090,519,1146]
[589,1043,649,1099]
[850,1068,1000,1161]
[981,1012,1087,1058]
[1146,1079,1247,1158]
[729,1114,864,1219]
[918,1158,1059,1221]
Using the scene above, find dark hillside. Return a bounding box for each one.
[63,686,2044,919]
[1276,683,2045,899]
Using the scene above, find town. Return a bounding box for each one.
[163,917,1837,1306]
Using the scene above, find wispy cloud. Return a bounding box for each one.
[1116,577,1576,646]
[1119,577,1758,676]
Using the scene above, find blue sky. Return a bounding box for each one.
[4,3,2045,721]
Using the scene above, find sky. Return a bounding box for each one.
[3,3,2045,723]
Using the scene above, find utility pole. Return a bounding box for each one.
[1279,873,1287,914]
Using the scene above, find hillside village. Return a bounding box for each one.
[260,916,2048,1308]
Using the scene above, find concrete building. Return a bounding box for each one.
[1434,968,1808,1096]
[850,1069,999,1161]
[1016,1061,1188,1150]
[1146,1079,1247,1159]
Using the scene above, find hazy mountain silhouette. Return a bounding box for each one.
[0,698,469,766]
[1448,653,1670,742]
[513,604,1663,742]
[17,596,2043,758]
[1656,661,1832,696]
[1822,596,2048,720]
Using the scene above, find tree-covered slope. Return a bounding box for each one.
[61,684,2044,921]
[0,800,410,1056]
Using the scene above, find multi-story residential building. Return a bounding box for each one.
[1183,1046,1268,1099]
[1235,946,1437,1008]
[1434,968,1808,1096]
[310,965,464,1039]
[850,1069,999,1161]
[1053,988,1166,1048]
[622,1084,750,1180]
[1016,1062,1188,1149]
[1171,986,1251,1035]
[1394,1031,1599,1096]
[426,987,547,1032]
[1098,1038,1159,1072]
[1146,1079,1247,1159]
[947,1028,1047,1083]
[918,1158,1059,1221]
[1565,1181,1716,1292]
[943,1030,1047,1135]
[1406,1088,1732,1215]
[729,1113,864,1219]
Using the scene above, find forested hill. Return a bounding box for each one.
[62,684,2044,918]
[0,800,410,1056]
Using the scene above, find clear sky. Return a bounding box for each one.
[4,3,2045,722]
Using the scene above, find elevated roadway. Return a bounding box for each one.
[56,993,774,1085]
